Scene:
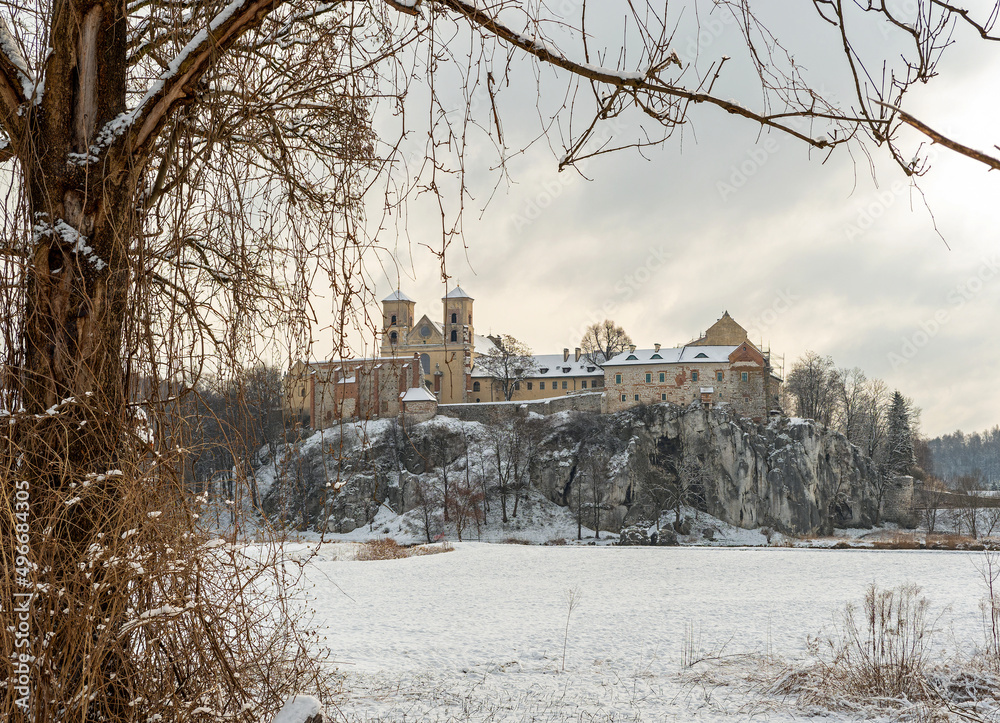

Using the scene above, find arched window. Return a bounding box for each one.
[420,354,431,374]
[451,312,457,323]
[391,314,396,325]
[450,330,458,342]
[473,381,481,392]
[389,331,398,344]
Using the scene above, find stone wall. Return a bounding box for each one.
[604,363,770,419]
[437,391,603,423]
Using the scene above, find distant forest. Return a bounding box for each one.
[927,428,1000,487]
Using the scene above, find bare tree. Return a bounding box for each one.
[785,351,839,426]
[581,320,633,367]
[476,334,538,401]
[2,0,999,716]
[582,449,611,539]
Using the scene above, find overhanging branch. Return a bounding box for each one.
[127,0,300,159]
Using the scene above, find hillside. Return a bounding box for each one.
[254,404,880,539]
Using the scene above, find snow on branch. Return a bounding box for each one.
[123,0,290,157]
[0,16,28,144]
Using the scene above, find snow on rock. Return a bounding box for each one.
[256,405,877,538]
[272,695,323,723]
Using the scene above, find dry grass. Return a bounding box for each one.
[355,538,413,560]
[503,537,534,545]
[354,538,454,561]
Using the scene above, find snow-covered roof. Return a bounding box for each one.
[444,286,473,300]
[400,386,438,403]
[603,345,738,366]
[471,353,603,379]
[383,290,413,302]
[473,334,498,355]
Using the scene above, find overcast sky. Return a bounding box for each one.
[309,2,1000,439]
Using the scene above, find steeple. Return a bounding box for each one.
[381,290,416,352]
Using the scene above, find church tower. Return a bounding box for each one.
[442,287,474,347]
[381,290,416,353]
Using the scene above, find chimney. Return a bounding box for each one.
[654,343,661,353]
[574,347,581,362]
[563,348,569,362]
[628,344,636,354]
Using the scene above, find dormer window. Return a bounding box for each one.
[586,366,595,372]
[626,355,637,360]
[650,354,662,359]
[562,367,571,373]
[540,367,549,374]
[695,352,708,359]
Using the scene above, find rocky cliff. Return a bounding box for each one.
[258,404,877,535]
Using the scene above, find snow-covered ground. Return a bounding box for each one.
[294,544,992,722]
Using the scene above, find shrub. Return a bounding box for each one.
[355,538,411,561]
[835,583,933,699]
[781,583,935,706]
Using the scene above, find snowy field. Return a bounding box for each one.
[293,544,991,722]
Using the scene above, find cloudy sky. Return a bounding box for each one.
[310,1,1000,439]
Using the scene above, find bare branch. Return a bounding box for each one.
[127,0,296,158]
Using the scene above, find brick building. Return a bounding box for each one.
[284,354,423,427]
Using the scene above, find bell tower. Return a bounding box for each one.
[381,290,416,353]
[442,286,474,347]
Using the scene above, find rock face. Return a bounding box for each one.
[259,405,877,535]
[529,404,877,534]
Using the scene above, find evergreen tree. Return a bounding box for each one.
[886,391,915,475]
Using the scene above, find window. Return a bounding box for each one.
[389,331,398,344]
[692,371,699,382]
[661,393,666,401]
[615,374,622,384]
[659,372,665,383]
[468,314,472,324]
[741,372,749,382]
[451,312,457,323]
[695,352,708,358]
[634,394,639,401]
[473,381,481,392]
[420,354,431,374]
[540,382,545,390]
[419,325,431,338]
[562,381,568,389]
[300,388,306,397]
[450,330,458,342]
[391,314,397,324]
[515,382,521,390]
[645,373,652,383]
[621,394,627,402]
[626,354,638,360]
[650,354,662,359]
[717,371,724,381]
[527,382,533,390]
[581,380,587,389]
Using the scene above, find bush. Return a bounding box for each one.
[355,538,411,561]
[777,584,936,708]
